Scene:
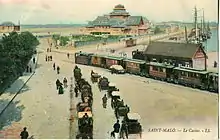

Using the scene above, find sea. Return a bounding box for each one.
[203,29,218,52]
[0,26,218,52]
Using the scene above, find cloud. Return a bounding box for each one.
[40,2,51,10]
[0,0,30,4]
[0,0,217,24]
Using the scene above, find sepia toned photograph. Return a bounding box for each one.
[0,0,218,139]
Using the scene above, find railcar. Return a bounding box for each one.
[75,52,94,65]
[146,62,175,82]
[91,54,106,67]
[125,38,137,47]
[208,72,218,92]
[74,52,219,93]
[124,59,146,76]
[173,67,209,89]
[104,56,124,68]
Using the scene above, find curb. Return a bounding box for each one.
[0,52,39,117]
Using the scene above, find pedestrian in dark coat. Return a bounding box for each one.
[111,120,120,138]
[53,63,56,70]
[26,66,29,73]
[74,86,78,97]
[33,58,36,64]
[20,127,29,139]
[120,120,128,139]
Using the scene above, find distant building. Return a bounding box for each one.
[0,21,20,33]
[81,4,151,35]
[155,24,180,33]
[133,41,207,70]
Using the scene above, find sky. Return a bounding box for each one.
[0,0,218,24]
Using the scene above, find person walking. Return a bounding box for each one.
[53,63,56,70]
[57,66,60,74]
[102,94,108,108]
[67,53,70,59]
[20,127,29,139]
[74,86,78,97]
[120,120,129,139]
[110,120,120,138]
[33,57,36,64]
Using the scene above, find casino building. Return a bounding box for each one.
[81,4,151,35]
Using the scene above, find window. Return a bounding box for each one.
[152,66,158,71]
[159,67,163,72]
[162,68,166,72]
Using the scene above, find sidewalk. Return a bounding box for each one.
[0,53,39,121]
[0,53,39,138]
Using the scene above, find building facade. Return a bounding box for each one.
[0,21,20,33]
[132,41,207,70]
[81,4,151,35]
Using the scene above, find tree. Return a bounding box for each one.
[154,26,163,34]
[59,36,70,46]
[52,34,60,46]
[0,31,39,90]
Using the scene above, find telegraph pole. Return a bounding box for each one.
[69,77,76,139]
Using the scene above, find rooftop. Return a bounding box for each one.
[144,41,204,59]
[1,21,16,26]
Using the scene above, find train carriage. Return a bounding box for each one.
[91,54,106,67]
[208,72,218,93]
[146,62,175,81]
[124,59,146,76]
[104,56,124,68]
[173,67,209,89]
[75,52,94,65]
[125,38,137,47]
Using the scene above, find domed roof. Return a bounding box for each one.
[1,21,15,26]
[114,4,125,9]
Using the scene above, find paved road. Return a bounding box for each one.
[75,64,218,139]
[0,38,218,139]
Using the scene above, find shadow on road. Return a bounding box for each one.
[19,84,30,94]
[0,99,25,129]
[35,64,42,69]
[5,79,30,95]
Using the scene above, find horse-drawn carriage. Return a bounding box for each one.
[115,104,130,119]
[77,79,91,92]
[91,73,101,83]
[74,67,82,82]
[98,77,109,91]
[81,90,93,107]
[77,102,92,112]
[111,91,122,108]
[124,113,142,138]
[107,83,118,97]
[110,65,125,74]
[76,111,93,139]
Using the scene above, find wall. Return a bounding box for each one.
[192,47,206,70]
[0,26,20,33]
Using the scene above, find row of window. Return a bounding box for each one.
[180,72,200,78]
[151,66,166,72]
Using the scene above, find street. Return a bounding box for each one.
[0,38,218,139]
